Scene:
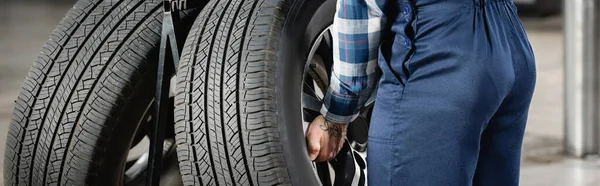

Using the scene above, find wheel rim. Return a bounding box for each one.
[122,77,179,185]
[301,26,373,186]
[124,138,175,184]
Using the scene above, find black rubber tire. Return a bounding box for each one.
[3,0,165,185]
[174,0,336,185]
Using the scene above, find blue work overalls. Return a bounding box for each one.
[367,0,536,185]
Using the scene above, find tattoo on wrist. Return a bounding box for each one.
[319,119,345,139]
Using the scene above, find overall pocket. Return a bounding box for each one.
[379,0,417,86]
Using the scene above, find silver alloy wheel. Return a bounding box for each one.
[301,26,373,186]
[124,138,175,184]
[122,76,179,185]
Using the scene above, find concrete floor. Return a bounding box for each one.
[0,1,598,186]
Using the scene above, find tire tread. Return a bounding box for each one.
[175,0,294,185]
[4,0,164,185]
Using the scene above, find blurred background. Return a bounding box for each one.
[0,0,598,185]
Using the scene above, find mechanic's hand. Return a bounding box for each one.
[306,115,348,162]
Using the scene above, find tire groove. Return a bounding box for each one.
[190,0,221,185]
[208,0,236,184]
[39,1,142,184]
[236,1,260,184]
[7,0,166,185]
[56,3,160,185]
[175,0,294,185]
[28,1,118,185]
[185,40,199,180]
[219,0,242,184]
[11,2,96,183]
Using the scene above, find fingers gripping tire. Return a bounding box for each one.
[175,0,336,185]
[4,0,167,185]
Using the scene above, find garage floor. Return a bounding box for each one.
[0,1,598,185]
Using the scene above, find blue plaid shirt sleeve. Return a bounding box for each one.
[320,0,387,124]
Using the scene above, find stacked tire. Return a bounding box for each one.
[4,0,337,185]
[173,0,336,185]
[4,0,165,185]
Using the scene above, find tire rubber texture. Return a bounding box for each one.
[174,0,336,185]
[3,0,164,185]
